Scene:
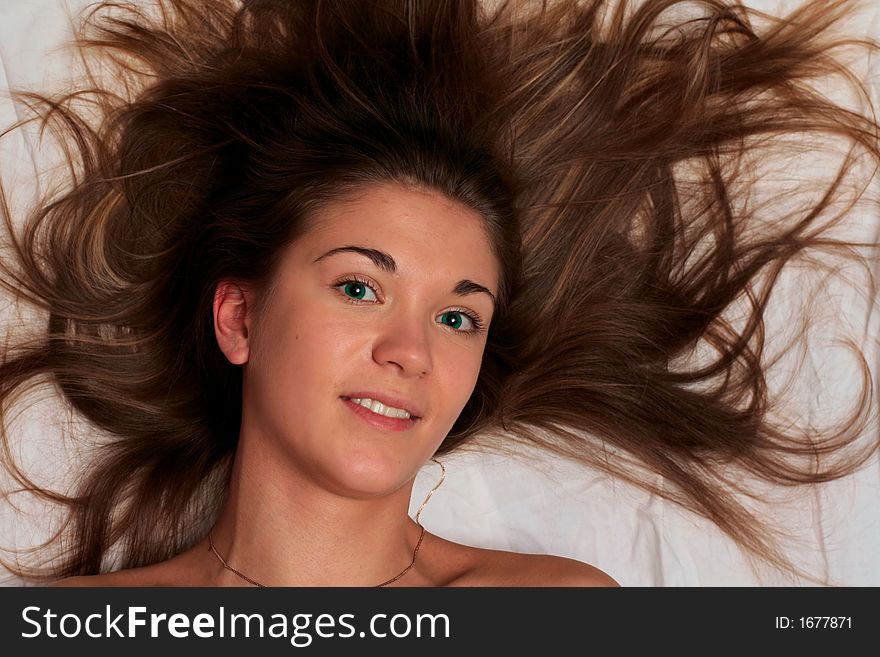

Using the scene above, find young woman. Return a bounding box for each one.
[53,182,617,586]
[1,0,877,586]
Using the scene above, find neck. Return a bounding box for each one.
[205,432,425,587]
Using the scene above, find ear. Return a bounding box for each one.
[213,281,254,365]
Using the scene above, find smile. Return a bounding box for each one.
[341,397,419,432]
[349,397,411,418]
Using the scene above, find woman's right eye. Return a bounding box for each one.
[335,279,379,302]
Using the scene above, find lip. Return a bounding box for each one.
[342,398,420,432]
[340,391,424,419]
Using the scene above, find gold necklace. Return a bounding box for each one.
[207,459,446,587]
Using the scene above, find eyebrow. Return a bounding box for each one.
[313,245,497,306]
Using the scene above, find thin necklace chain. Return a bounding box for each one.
[208,459,446,587]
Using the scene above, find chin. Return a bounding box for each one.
[323,453,418,499]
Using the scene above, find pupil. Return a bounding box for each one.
[447,313,459,327]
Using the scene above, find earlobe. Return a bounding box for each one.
[213,281,251,365]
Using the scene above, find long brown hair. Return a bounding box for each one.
[1,0,877,584]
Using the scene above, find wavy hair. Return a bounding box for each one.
[1,0,878,584]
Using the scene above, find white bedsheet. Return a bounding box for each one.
[0,0,877,586]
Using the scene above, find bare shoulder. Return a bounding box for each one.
[50,560,190,587]
[491,552,620,587]
[51,570,166,587]
[433,537,619,587]
[49,539,212,587]
[51,572,142,587]
[528,554,621,587]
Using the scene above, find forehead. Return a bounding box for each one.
[297,183,500,284]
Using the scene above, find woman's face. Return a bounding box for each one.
[231,182,500,499]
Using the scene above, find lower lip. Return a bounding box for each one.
[342,398,419,432]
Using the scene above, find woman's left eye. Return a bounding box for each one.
[437,310,478,332]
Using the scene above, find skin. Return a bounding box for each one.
[53,182,618,587]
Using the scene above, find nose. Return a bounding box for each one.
[371,311,433,377]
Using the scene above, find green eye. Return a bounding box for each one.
[338,280,378,302]
[343,282,364,299]
[438,311,474,331]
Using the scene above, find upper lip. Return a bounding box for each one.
[341,391,424,419]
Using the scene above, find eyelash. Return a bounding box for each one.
[330,275,486,337]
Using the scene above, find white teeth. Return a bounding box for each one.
[350,398,411,419]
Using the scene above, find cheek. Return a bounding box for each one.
[435,346,485,416]
[270,317,355,383]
